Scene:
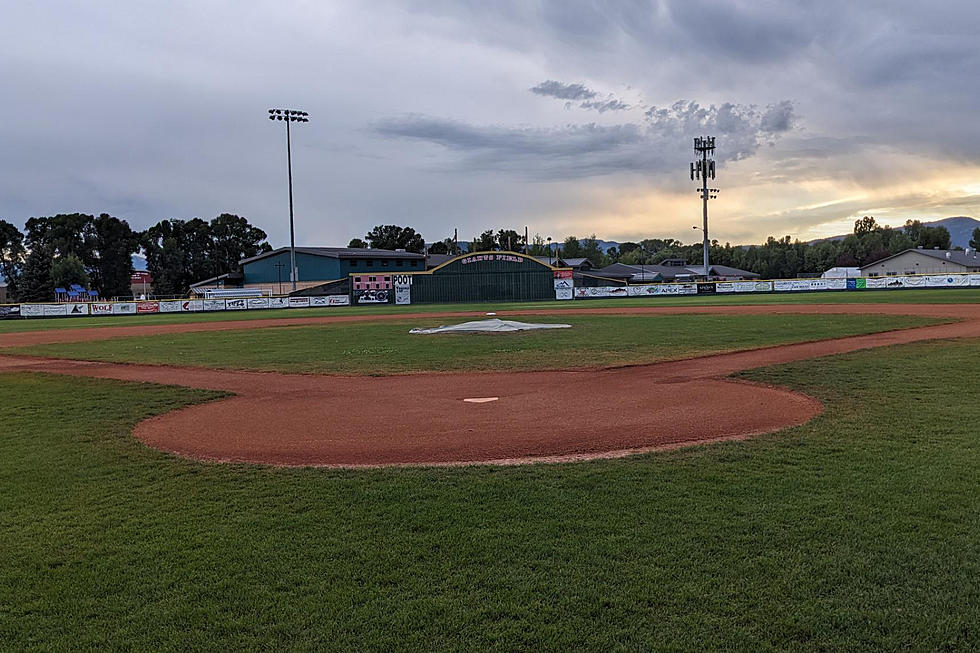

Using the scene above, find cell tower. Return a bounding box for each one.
[690,136,718,279]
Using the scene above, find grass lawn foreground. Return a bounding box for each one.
[7,313,944,374]
[0,338,978,649]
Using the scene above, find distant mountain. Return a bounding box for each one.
[809,216,980,249]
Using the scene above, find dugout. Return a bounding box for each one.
[404,251,567,304]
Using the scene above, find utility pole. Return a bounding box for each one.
[268,108,309,292]
[691,136,718,279]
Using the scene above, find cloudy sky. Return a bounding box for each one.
[3,1,980,247]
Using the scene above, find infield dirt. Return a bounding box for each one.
[2,303,978,467]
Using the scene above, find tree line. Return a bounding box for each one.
[0,213,270,301]
[348,217,973,280]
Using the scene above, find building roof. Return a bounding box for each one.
[562,257,591,268]
[189,271,242,288]
[860,248,980,270]
[425,254,454,268]
[240,246,425,266]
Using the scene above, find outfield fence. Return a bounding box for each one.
[2,273,980,319]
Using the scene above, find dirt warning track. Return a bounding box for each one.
[2,303,979,467]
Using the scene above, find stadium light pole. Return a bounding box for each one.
[268,108,309,292]
[691,136,718,280]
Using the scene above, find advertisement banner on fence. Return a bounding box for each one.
[202,299,225,312]
[0,305,21,319]
[354,289,390,304]
[628,283,697,296]
[247,298,270,309]
[67,303,89,317]
[136,301,159,314]
[327,295,350,306]
[394,285,411,305]
[697,282,716,294]
[225,298,247,310]
[553,278,573,290]
[41,304,67,317]
[926,274,970,287]
[269,297,288,308]
[574,286,629,298]
[773,279,813,292]
[158,301,183,313]
[112,302,137,315]
[288,297,310,308]
[90,303,113,315]
[971,275,980,286]
[555,287,573,300]
[716,281,773,293]
[865,276,929,289]
[310,296,329,306]
[21,304,44,317]
[21,304,45,317]
[553,269,572,279]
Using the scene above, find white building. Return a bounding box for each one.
[861,248,980,277]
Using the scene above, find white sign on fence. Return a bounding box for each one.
[247,298,270,309]
[202,299,225,312]
[288,297,311,308]
[66,303,89,317]
[112,302,137,314]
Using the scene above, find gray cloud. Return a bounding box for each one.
[579,99,630,113]
[530,80,597,100]
[375,99,794,179]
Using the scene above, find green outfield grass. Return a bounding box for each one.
[1,339,978,650]
[0,287,978,334]
[7,313,941,374]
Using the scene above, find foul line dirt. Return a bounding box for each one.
[1,303,978,467]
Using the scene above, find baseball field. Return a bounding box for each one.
[2,290,979,649]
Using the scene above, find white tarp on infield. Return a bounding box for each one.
[409,318,571,334]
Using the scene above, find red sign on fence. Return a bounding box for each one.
[136,301,159,314]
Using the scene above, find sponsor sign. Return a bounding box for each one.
[67,303,89,317]
[90,302,113,314]
[184,300,203,312]
[202,299,225,312]
[394,285,411,305]
[112,302,137,315]
[846,278,858,290]
[158,301,182,313]
[392,274,413,286]
[0,305,21,319]
[355,289,390,304]
[268,297,289,308]
[225,298,247,310]
[327,295,350,306]
[553,278,573,290]
[574,286,629,298]
[21,304,45,317]
[310,296,329,306]
[555,287,573,300]
[716,281,773,293]
[696,282,716,294]
[773,279,812,292]
[971,274,980,287]
[926,274,970,287]
[136,301,160,314]
[43,304,68,317]
[553,270,573,279]
[247,298,270,309]
[288,297,310,308]
[627,283,698,297]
